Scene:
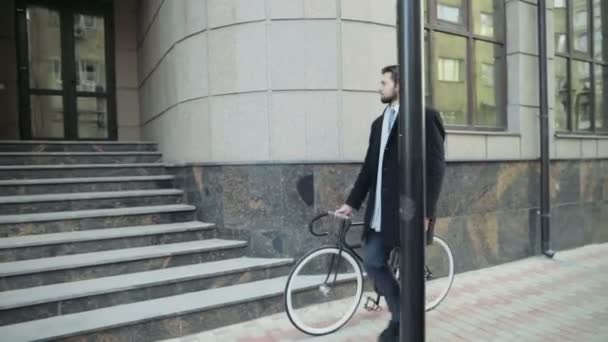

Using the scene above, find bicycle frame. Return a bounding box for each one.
[308,212,432,312]
[295,212,452,322]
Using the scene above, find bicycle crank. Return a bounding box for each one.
[363,296,382,312]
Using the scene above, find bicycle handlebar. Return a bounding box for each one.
[308,211,351,237]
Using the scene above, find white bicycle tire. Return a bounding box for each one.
[426,236,455,311]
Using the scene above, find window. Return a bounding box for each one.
[51,58,61,84]
[555,1,569,54]
[425,0,505,129]
[83,15,95,28]
[481,63,495,87]
[554,0,608,132]
[576,32,589,53]
[48,11,59,27]
[76,59,99,91]
[437,3,463,25]
[557,33,568,53]
[479,13,494,37]
[572,61,592,130]
[75,14,96,29]
[573,4,590,53]
[438,58,464,82]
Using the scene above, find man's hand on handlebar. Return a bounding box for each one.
[334,204,353,219]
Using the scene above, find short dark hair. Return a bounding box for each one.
[381,65,399,85]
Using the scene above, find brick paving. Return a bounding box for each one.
[164,243,608,341]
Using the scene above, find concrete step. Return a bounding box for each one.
[0,239,248,291]
[0,189,184,215]
[0,274,360,341]
[0,140,158,152]
[0,175,175,195]
[0,257,293,325]
[0,152,163,165]
[0,204,196,237]
[0,221,215,262]
[0,163,168,180]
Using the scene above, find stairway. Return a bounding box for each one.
[0,141,294,341]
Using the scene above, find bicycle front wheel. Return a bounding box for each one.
[284,247,364,336]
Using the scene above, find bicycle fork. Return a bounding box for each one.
[319,248,345,296]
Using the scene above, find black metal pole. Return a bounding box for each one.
[537,0,555,258]
[397,0,425,340]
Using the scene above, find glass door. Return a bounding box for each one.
[16,0,116,140]
[73,11,111,139]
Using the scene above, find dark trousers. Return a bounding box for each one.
[363,230,400,322]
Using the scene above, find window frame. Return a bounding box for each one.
[425,0,508,131]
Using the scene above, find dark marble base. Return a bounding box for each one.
[0,193,183,215]
[552,203,592,251]
[0,154,162,165]
[0,166,167,180]
[433,208,539,274]
[0,229,214,262]
[0,245,246,291]
[591,203,608,243]
[0,211,195,237]
[0,263,291,326]
[0,178,175,196]
[0,142,158,153]
[168,164,363,260]
[169,159,608,273]
[553,201,608,250]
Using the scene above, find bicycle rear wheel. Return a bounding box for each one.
[392,236,454,311]
[425,236,455,311]
[284,246,363,336]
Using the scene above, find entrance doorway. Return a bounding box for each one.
[16,0,116,140]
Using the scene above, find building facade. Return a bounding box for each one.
[0,0,607,272]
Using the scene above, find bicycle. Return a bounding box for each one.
[284,211,455,336]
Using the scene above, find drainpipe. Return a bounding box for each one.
[537,0,555,258]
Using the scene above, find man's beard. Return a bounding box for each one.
[381,92,397,104]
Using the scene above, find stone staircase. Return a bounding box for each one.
[0,141,294,341]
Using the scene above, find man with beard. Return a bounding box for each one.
[335,65,446,341]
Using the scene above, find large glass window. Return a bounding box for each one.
[555,0,608,133]
[425,0,506,129]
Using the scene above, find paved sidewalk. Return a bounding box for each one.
[165,243,608,341]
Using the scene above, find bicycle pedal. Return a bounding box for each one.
[363,297,382,312]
